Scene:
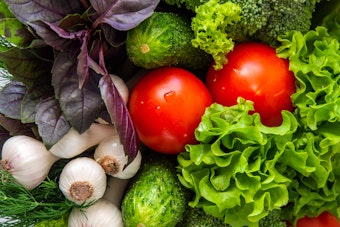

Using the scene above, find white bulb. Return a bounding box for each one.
[0,135,59,190]
[59,157,107,205]
[68,199,124,227]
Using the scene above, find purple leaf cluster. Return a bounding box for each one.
[0,0,160,162]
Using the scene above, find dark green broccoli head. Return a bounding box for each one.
[259,209,287,227]
[222,0,318,46]
[252,0,318,46]
[176,206,231,227]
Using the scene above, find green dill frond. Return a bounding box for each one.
[0,160,84,226]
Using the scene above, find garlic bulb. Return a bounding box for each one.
[68,198,124,227]
[59,157,107,205]
[50,123,117,159]
[94,136,142,179]
[0,135,59,190]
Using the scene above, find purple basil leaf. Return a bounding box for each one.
[35,97,71,148]
[21,79,54,123]
[4,0,84,32]
[0,114,36,138]
[91,0,160,31]
[99,74,139,165]
[28,20,81,51]
[52,52,103,133]
[0,47,53,87]
[0,81,26,120]
[0,126,11,156]
[77,30,91,87]
[100,24,126,47]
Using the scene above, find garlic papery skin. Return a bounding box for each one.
[110,74,129,105]
[114,149,142,179]
[68,198,124,227]
[0,135,59,190]
[94,136,128,177]
[103,176,130,207]
[49,123,117,159]
[59,157,107,205]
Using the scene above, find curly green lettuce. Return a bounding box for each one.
[177,97,340,226]
[191,0,241,69]
[277,27,340,131]
[276,25,340,224]
[177,99,298,227]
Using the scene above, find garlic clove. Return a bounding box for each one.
[50,123,118,159]
[68,198,124,227]
[94,136,128,177]
[114,149,142,179]
[59,157,107,205]
[94,135,142,179]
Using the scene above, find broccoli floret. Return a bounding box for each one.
[163,0,207,12]
[177,206,287,227]
[259,209,287,227]
[176,206,231,227]
[252,0,318,46]
[163,0,320,69]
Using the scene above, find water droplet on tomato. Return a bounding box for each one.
[164,90,176,102]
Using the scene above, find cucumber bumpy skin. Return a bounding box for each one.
[126,12,211,71]
[121,156,188,227]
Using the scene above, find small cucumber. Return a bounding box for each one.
[121,153,188,227]
[126,12,211,71]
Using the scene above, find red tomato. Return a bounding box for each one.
[205,42,296,126]
[128,67,213,154]
[296,211,340,227]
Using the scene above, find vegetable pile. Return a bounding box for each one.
[1,0,340,226]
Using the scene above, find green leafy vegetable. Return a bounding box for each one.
[0,170,74,226]
[177,96,340,226]
[191,0,241,69]
[276,26,340,223]
[177,99,298,227]
[277,27,340,131]
[0,1,35,49]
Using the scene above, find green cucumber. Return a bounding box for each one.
[125,12,211,71]
[121,153,188,227]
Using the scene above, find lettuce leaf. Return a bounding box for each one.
[276,26,340,223]
[191,0,241,70]
[277,27,340,131]
[178,96,340,226]
[177,99,298,227]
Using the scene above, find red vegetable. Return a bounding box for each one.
[296,211,340,227]
[205,42,296,126]
[128,67,213,154]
